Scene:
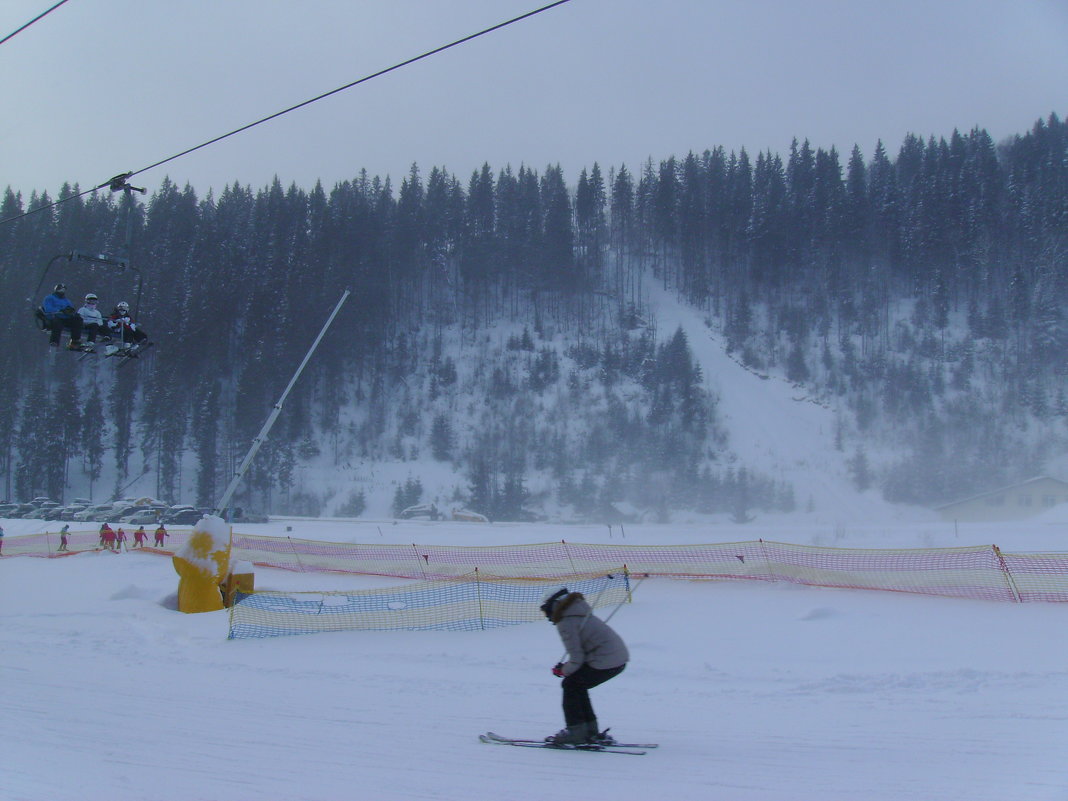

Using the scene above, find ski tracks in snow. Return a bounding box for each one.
[646,281,888,520]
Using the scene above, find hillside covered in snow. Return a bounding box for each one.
[2,114,1066,521]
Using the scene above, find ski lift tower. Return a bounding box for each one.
[214,290,351,521]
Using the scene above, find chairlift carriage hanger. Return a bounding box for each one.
[31,173,147,333]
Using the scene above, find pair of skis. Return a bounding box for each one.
[68,340,153,365]
[106,341,153,367]
[479,731,657,756]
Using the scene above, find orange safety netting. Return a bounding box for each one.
[5,529,1067,602]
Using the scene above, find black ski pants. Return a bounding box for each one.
[561,663,625,727]
[49,315,82,345]
[82,322,106,343]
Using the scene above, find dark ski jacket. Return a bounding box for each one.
[42,293,76,320]
[551,591,629,676]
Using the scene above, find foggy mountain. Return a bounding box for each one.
[1,114,1065,521]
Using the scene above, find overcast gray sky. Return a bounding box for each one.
[2,0,1066,200]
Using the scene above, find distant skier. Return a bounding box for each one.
[539,587,629,746]
[153,524,168,547]
[116,527,128,551]
[0,524,4,555]
[99,523,116,550]
[132,526,147,548]
[58,524,70,552]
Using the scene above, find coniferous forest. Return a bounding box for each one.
[0,114,1065,520]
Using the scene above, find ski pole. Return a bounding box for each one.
[600,574,646,625]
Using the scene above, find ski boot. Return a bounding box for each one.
[589,728,618,746]
[546,721,598,746]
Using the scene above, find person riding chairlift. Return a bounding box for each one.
[105,301,148,354]
[76,292,110,352]
[41,283,86,350]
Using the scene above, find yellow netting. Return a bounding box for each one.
[227,570,632,639]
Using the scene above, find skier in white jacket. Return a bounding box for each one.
[77,292,108,350]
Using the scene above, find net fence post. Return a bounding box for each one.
[412,544,429,579]
[474,567,485,630]
[287,536,305,573]
[758,538,775,581]
[227,596,237,640]
[562,539,579,577]
[992,544,1022,603]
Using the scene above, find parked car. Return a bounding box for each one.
[26,501,61,521]
[9,503,37,518]
[161,505,197,523]
[25,504,60,520]
[0,503,21,517]
[399,503,441,521]
[42,505,67,520]
[128,496,166,507]
[74,503,117,522]
[29,496,57,507]
[164,509,204,526]
[451,508,489,523]
[58,505,88,521]
[119,509,163,526]
[103,505,155,523]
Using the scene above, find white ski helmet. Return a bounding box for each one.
[116,301,130,313]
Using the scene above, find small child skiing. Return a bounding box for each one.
[539,587,629,746]
[0,524,4,555]
[153,524,168,547]
[58,524,70,552]
[115,528,128,551]
[132,526,147,548]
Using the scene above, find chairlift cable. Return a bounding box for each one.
[0,0,574,228]
[0,0,71,48]
[125,0,572,182]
